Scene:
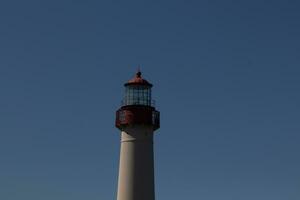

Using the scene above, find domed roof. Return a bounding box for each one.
[124,71,153,87]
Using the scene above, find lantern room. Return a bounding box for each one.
[116,70,160,131]
[122,71,153,106]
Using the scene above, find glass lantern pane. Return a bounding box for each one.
[124,85,151,106]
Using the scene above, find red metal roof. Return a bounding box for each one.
[125,71,153,87]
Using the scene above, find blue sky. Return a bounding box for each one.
[0,0,299,199]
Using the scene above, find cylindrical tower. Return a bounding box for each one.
[115,71,160,200]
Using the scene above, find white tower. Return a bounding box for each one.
[115,71,160,200]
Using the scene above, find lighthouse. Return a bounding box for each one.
[115,71,160,200]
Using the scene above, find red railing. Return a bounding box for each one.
[115,107,160,131]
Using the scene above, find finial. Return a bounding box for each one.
[136,65,142,77]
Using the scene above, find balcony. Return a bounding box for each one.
[115,107,160,131]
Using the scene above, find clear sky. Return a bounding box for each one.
[0,0,299,199]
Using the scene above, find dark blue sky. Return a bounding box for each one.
[0,1,300,199]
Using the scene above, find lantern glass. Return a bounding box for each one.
[124,85,151,106]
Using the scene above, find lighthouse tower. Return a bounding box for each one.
[115,71,160,200]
